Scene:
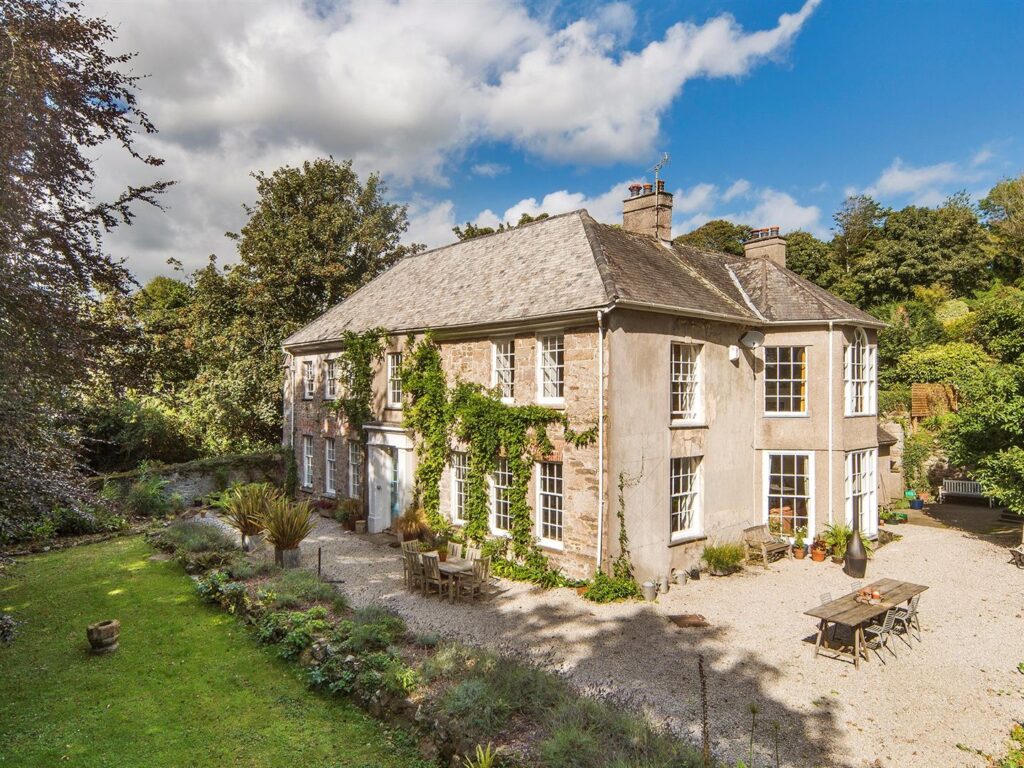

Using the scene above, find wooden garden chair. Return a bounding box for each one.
[421,552,450,599]
[743,524,791,569]
[464,546,481,561]
[448,542,463,560]
[457,556,491,600]
[405,550,425,591]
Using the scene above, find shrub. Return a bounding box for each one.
[216,482,278,535]
[331,497,363,525]
[262,498,315,550]
[421,643,482,683]
[52,505,127,537]
[260,569,347,613]
[582,570,640,603]
[123,467,183,517]
[223,557,279,581]
[393,505,428,540]
[256,606,331,659]
[538,723,604,768]
[412,631,440,648]
[701,542,745,575]
[149,520,238,554]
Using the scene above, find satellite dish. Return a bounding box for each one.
[740,330,765,350]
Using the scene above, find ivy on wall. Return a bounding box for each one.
[325,327,387,436]
[401,333,597,576]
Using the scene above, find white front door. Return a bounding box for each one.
[365,426,414,534]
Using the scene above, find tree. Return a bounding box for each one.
[181,159,421,453]
[673,219,752,256]
[0,0,170,539]
[784,230,841,288]
[980,174,1024,282]
[453,212,549,241]
[832,195,888,273]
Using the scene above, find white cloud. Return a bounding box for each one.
[864,158,960,198]
[971,148,994,167]
[471,163,510,178]
[405,199,459,249]
[84,0,821,278]
[674,183,718,213]
[722,178,752,201]
[729,188,823,236]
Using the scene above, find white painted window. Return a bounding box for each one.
[302,360,315,399]
[845,448,877,532]
[493,339,515,401]
[386,352,403,408]
[764,346,807,415]
[490,457,512,534]
[324,438,336,495]
[348,442,363,499]
[325,359,338,399]
[670,343,702,422]
[537,461,563,546]
[765,451,813,535]
[670,456,702,540]
[537,334,564,402]
[451,451,468,524]
[844,328,877,416]
[301,435,314,488]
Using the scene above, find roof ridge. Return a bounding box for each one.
[403,208,585,261]
[666,243,757,319]
[579,211,621,303]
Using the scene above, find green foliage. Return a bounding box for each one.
[260,569,348,613]
[332,496,363,524]
[51,505,127,537]
[895,342,993,391]
[582,570,640,602]
[673,219,752,257]
[123,466,183,517]
[823,523,853,559]
[993,723,1024,768]
[331,327,388,434]
[401,334,595,582]
[257,606,332,659]
[981,173,1024,283]
[284,449,299,499]
[147,519,239,556]
[701,543,745,574]
[903,429,935,493]
[972,287,1024,363]
[875,301,948,388]
[214,482,279,537]
[462,743,499,768]
[261,498,316,550]
[972,447,1024,515]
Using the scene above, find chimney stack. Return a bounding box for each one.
[744,226,787,268]
[622,181,673,241]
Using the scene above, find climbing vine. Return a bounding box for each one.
[327,327,387,436]
[401,333,597,580]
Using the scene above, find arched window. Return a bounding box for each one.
[844,328,876,415]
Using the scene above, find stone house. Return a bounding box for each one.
[282,181,895,581]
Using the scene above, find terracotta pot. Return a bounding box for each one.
[438,552,448,562]
[87,619,120,654]
[810,548,826,562]
[793,547,806,560]
[831,555,844,564]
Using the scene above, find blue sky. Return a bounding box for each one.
[90,0,1024,280]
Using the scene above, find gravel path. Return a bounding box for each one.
[285,515,1024,768]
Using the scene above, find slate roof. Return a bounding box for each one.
[284,210,882,348]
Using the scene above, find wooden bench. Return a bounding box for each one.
[743,524,791,569]
[938,479,993,507]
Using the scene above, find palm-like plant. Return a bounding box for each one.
[262,498,316,553]
[215,483,279,551]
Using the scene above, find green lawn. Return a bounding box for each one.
[0,537,426,768]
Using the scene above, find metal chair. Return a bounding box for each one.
[421,552,450,599]
[862,609,898,662]
[892,594,922,644]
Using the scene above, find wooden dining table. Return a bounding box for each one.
[804,578,928,669]
[436,556,475,603]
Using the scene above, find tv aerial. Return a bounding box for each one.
[649,152,670,185]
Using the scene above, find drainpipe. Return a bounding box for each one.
[287,354,296,449]
[827,321,834,527]
[596,307,607,571]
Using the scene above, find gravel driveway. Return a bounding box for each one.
[291,514,1024,768]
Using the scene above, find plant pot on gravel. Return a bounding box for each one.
[810,547,827,562]
[793,546,806,560]
[641,581,658,601]
[213,482,277,552]
[261,498,315,571]
[87,619,120,654]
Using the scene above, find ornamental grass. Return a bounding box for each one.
[262,498,316,550]
[216,482,279,537]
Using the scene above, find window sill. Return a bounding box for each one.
[844,412,876,419]
[763,412,809,419]
[323,491,336,498]
[670,420,707,430]
[300,485,313,492]
[302,396,314,401]
[385,405,404,411]
[537,399,565,410]
[669,533,707,548]
[538,539,564,552]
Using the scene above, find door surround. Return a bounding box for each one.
[365,425,413,534]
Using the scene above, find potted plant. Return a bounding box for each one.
[393,505,428,542]
[810,536,827,562]
[331,497,362,531]
[792,526,807,559]
[436,540,449,562]
[824,522,852,564]
[214,482,275,552]
[262,498,316,569]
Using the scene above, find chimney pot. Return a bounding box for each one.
[656,179,665,193]
[622,179,673,240]
[628,183,642,198]
[642,183,653,194]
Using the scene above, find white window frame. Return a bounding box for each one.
[348,442,363,499]
[489,457,513,536]
[670,342,702,424]
[845,448,877,535]
[536,461,564,548]
[492,339,515,403]
[301,435,314,489]
[536,334,565,405]
[670,456,702,541]
[844,328,877,416]
[325,359,338,400]
[764,346,808,416]
[324,437,336,496]
[450,451,468,524]
[386,352,403,408]
[302,360,315,399]
[763,451,815,537]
